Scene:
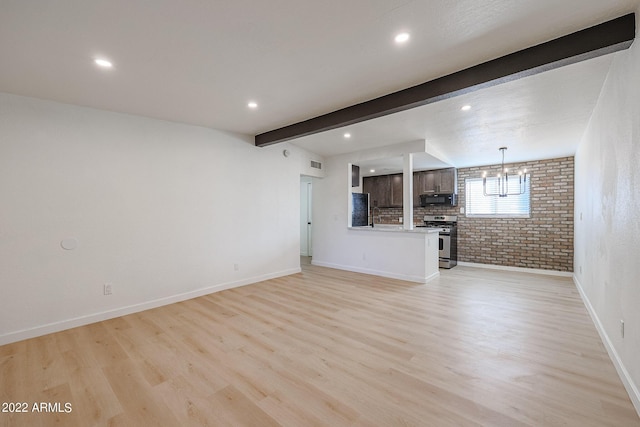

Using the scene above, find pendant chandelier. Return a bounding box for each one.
[483,147,528,197]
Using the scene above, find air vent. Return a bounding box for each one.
[310,160,322,169]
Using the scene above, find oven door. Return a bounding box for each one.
[439,233,451,259]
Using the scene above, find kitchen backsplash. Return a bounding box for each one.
[371,156,574,272]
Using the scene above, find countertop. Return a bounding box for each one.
[348,225,440,233]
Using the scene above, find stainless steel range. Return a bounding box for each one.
[418,215,458,269]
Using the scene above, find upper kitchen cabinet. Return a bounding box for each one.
[413,172,422,207]
[363,175,389,208]
[417,168,457,194]
[439,168,457,193]
[363,174,403,208]
[390,174,403,207]
[351,165,360,187]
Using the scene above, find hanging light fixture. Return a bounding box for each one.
[482,147,528,197]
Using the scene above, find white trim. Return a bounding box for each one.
[311,260,439,284]
[573,275,640,417]
[457,261,573,277]
[0,268,301,346]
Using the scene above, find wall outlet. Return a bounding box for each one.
[103,283,112,296]
[621,320,625,338]
[234,263,239,271]
[399,217,403,223]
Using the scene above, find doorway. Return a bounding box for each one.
[300,176,313,257]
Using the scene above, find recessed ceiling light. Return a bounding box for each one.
[394,32,410,44]
[247,101,258,109]
[461,105,471,111]
[344,133,351,139]
[94,58,113,68]
[370,169,375,173]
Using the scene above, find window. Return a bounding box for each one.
[465,176,530,218]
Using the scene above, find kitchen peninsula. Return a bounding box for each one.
[311,141,448,284]
[345,225,440,283]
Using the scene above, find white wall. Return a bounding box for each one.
[574,12,640,413]
[0,92,310,344]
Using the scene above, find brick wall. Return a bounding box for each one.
[373,156,574,272]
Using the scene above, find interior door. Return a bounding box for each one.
[306,181,312,256]
[300,178,312,256]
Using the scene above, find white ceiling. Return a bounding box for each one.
[292,54,615,168]
[0,1,637,166]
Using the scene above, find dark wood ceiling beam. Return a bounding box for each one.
[255,13,635,147]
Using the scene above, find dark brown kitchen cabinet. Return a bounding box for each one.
[390,174,403,207]
[413,172,422,206]
[421,171,437,193]
[351,165,360,187]
[438,168,457,193]
[417,168,457,194]
[363,173,403,208]
[363,175,390,208]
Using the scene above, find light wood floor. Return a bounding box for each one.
[1,262,639,426]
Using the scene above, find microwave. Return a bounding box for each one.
[420,193,457,207]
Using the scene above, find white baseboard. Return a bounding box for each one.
[311,260,439,284]
[0,267,301,346]
[573,275,640,417]
[457,261,573,277]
